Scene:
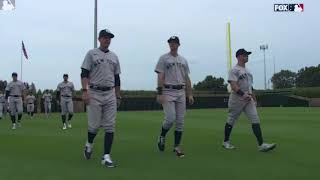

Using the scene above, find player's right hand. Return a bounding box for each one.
[116,98,121,108]
[188,95,194,105]
[82,91,90,105]
[156,95,166,104]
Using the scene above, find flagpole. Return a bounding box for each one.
[20,43,23,81]
[94,0,97,48]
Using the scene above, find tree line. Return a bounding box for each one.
[271,64,320,89]
[1,64,319,96]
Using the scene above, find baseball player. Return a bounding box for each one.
[25,92,36,119]
[155,36,194,158]
[81,29,121,168]
[5,72,25,129]
[223,49,276,152]
[0,90,6,119]
[56,74,75,130]
[42,89,52,118]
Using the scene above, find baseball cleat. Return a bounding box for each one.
[259,143,276,152]
[62,123,67,130]
[157,136,165,151]
[173,147,185,158]
[12,123,17,130]
[67,123,72,129]
[84,143,93,160]
[222,141,235,150]
[101,155,116,168]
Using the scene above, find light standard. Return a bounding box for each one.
[260,44,268,89]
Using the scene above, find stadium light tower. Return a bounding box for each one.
[260,44,268,90]
[94,0,98,48]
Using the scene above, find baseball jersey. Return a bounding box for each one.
[81,48,121,87]
[5,80,25,96]
[42,93,52,102]
[228,65,253,94]
[57,82,74,97]
[26,95,36,104]
[0,94,5,103]
[155,53,190,85]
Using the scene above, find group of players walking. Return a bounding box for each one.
[0,73,73,130]
[1,29,276,168]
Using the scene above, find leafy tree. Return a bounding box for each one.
[193,75,227,92]
[296,64,320,87]
[0,80,7,91]
[271,70,296,89]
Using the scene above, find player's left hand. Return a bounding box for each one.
[250,94,257,106]
[242,92,252,102]
[251,94,256,101]
[188,95,194,105]
[156,95,166,104]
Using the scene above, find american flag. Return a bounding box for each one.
[22,41,29,60]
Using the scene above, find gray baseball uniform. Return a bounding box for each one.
[155,53,190,132]
[42,93,52,115]
[26,95,36,113]
[227,65,259,126]
[81,48,121,133]
[5,80,25,116]
[57,81,74,115]
[0,94,5,118]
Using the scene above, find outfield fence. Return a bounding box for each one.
[24,93,312,113]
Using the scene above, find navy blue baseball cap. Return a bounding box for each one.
[99,29,114,38]
[167,36,180,44]
[12,72,17,76]
[236,49,252,57]
[63,74,68,77]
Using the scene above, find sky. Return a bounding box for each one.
[0,0,319,91]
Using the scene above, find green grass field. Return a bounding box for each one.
[0,107,319,180]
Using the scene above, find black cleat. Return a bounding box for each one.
[157,136,165,151]
[84,146,92,160]
[173,147,185,158]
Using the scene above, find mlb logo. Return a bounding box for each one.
[0,0,15,11]
[294,4,304,12]
[274,4,304,12]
